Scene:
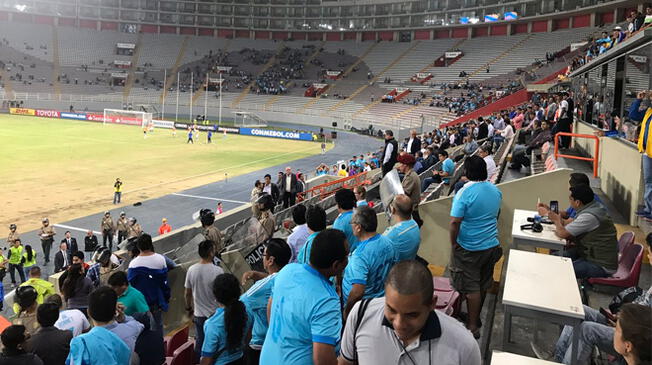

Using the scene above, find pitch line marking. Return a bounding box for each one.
[54,223,102,236]
[171,193,246,204]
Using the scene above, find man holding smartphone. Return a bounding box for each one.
[537,172,604,223]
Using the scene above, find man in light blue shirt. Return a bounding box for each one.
[240,239,292,362]
[354,186,368,207]
[296,205,327,264]
[286,205,310,262]
[332,188,360,253]
[421,150,456,192]
[449,156,502,338]
[261,229,349,365]
[342,206,397,318]
[383,194,421,261]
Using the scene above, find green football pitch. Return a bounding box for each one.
[0,114,324,231]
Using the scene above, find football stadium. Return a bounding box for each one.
[0,0,651,364]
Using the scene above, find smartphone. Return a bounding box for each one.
[599,307,616,322]
[550,200,559,214]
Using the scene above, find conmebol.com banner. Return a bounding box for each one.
[239,127,313,141]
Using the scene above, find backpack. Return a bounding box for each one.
[609,286,643,314]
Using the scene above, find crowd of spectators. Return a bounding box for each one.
[569,7,652,73]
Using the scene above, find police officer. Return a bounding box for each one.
[7,224,19,247]
[101,211,115,251]
[38,218,56,266]
[200,209,223,256]
[116,211,129,244]
[127,218,142,240]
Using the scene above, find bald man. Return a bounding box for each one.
[383,195,421,261]
[407,130,421,155]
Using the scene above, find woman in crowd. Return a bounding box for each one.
[613,303,651,365]
[22,245,37,278]
[61,263,94,316]
[11,286,39,335]
[200,273,251,365]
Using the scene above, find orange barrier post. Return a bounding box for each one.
[553,132,600,177]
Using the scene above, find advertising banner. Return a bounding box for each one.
[217,126,240,134]
[35,109,60,118]
[445,51,463,58]
[61,112,88,120]
[153,120,175,129]
[9,107,35,116]
[240,127,313,141]
[174,122,217,132]
[116,43,136,49]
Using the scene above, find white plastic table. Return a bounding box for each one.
[492,351,562,364]
[511,209,566,253]
[502,249,585,365]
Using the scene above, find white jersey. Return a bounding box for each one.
[55,309,91,337]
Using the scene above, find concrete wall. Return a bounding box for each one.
[409,168,573,267]
[574,121,643,225]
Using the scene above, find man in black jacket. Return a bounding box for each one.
[263,174,280,206]
[279,167,298,209]
[60,231,78,254]
[84,230,99,252]
[406,129,421,155]
[476,117,489,140]
[382,130,398,176]
[54,241,72,273]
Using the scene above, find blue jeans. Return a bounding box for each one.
[113,192,121,204]
[572,258,608,279]
[421,176,443,192]
[193,316,208,363]
[554,306,624,364]
[643,154,652,215]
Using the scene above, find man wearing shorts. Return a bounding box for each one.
[449,156,502,338]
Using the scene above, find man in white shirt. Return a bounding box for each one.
[406,129,421,155]
[47,293,90,337]
[453,145,497,193]
[286,205,310,262]
[184,240,224,363]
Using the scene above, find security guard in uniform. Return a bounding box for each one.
[116,212,129,244]
[38,218,56,266]
[7,224,19,247]
[200,209,223,256]
[127,218,142,240]
[101,211,115,251]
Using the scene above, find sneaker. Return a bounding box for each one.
[11,283,16,289]
[636,209,651,216]
[530,341,553,361]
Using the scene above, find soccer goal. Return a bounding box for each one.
[103,109,153,128]
[233,111,268,128]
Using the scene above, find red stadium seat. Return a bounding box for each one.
[432,277,461,316]
[588,243,644,289]
[165,341,194,365]
[164,325,189,357]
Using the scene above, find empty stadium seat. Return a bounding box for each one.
[165,340,194,365]
[164,325,189,357]
[588,243,645,289]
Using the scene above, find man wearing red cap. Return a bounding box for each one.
[396,153,422,226]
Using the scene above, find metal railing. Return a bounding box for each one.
[554,132,600,177]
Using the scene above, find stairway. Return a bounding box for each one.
[52,26,62,99]
[122,32,144,100]
[160,36,189,105]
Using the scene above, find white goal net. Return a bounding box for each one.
[103,109,153,128]
[233,111,268,128]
